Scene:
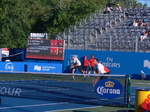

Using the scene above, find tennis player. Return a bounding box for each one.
[70,55,83,80]
[93,58,110,86]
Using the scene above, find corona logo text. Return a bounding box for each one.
[95,79,123,99]
[96,86,120,95]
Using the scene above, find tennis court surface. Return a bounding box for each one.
[0,96,105,112]
[0,72,148,112]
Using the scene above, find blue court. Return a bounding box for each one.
[0,75,127,106]
[0,86,141,112]
[0,74,135,111]
[0,96,101,112]
[0,85,147,112]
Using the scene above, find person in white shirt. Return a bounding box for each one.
[70,55,83,80]
[133,19,140,27]
[116,4,122,11]
[93,58,110,86]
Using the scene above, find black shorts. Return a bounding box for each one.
[82,66,88,71]
[72,66,82,73]
[89,66,95,71]
[100,71,110,80]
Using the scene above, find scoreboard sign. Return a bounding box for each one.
[26,39,65,60]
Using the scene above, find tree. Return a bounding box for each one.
[0,0,144,48]
[1,0,32,48]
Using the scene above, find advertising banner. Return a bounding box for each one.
[0,62,62,73]
[63,49,150,78]
[135,89,150,112]
[95,79,123,99]
[26,63,62,73]
[0,62,25,72]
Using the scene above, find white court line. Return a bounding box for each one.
[0,102,69,110]
[134,82,150,85]
[45,106,102,112]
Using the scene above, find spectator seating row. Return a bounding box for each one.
[94,7,150,52]
[124,7,150,16]
[56,7,150,52]
[56,9,126,47]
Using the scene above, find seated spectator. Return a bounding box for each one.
[133,19,140,27]
[140,19,148,26]
[116,4,122,11]
[104,6,113,14]
[140,29,150,41]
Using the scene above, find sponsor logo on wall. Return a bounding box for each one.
[100,57,121,68]
[34,65,56,71]
[144,60,150,69]
[5,63,14,71]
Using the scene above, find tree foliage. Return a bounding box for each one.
[1,0,143,48]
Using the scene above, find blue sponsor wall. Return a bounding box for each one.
[2,48,150,79]
[63,49,150,79]
[0,62,62,73]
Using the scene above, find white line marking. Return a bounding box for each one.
[134,82,150,85]
[0,102,69,110]
[45,106,103,112]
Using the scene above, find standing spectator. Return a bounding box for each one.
[116,4,122,11]
[140,29,149,41]
[82,56,89,74]
[93,59,110,86]
[70,55,83,80]
[88,54,96,74]
[82,56,90,80]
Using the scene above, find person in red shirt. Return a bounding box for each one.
[88,54,96,74]
[82,56,89,74]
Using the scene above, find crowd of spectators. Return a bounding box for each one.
[104,3,150,42]
[104,3,122,14]
[129,18,150,41]
[104,3,150,41]
[129,18,149,41]
[131,18,149,27]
